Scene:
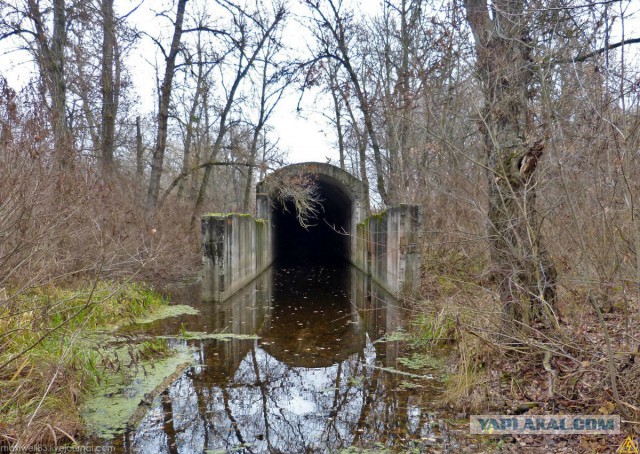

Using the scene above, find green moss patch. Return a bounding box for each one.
[0,281,170,444]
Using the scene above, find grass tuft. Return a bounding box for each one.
[0,281,168,447]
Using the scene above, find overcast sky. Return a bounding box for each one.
[1,0,638,166]
[121,0,380,166]
[121,0,355,165]
[0,0,377,165]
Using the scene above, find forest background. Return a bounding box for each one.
[1,0,640,448]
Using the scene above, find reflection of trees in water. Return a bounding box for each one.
[127,337,432,453]
[123,266,436,453]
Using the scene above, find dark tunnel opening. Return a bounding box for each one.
[272,177,351,265]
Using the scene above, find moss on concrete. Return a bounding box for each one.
[203,212,253,218]
[367,210,388,225]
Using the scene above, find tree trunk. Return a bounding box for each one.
[396,0,413,193]
[177,112,196,200]
[178,34,208,200]
[243,125,262,214]
[243,54,276,212]
[51,0,69,168]
[28,0,71,168]
[191,86,211,201]
[328,65,345,171]
[136,116,144,178]
[464,0,557,327]
[146,0,188,215]
[100,0,116,173]
[337,39,389,206]
[344,90,371,214]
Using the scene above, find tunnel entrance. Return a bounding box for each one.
[257,163,368,266]
[273,177,351,264]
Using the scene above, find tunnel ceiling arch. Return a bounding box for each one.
[256,162,368,264]
[256,162,368,208]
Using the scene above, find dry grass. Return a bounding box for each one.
[0,282,168,448]
[0,79,200,449]
[408,95,640,428]
[411,238,640,440]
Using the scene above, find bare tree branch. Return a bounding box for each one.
[159,161,260,210]
[568,37,640,63]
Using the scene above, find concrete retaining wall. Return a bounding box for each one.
[202,205,422,302]
[202,214,272,302]
[355,204,422,297]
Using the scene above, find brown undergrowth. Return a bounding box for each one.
[0,84,200,448]
[409,243,640,451]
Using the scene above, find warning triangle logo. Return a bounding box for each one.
[619,436,639,454]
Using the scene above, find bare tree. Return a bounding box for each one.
[175,29,212,200]
[464,0,557,327]
[326,62,346,170]
[341,79,370,212]
[242,39,288,212]
[191,1,286,224]
[100,0,116,173]
[305,0,389,205]
[146,0,188,214]
[0,0,72,167]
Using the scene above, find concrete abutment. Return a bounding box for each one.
[202,162,422,301]
[201,214,272,302]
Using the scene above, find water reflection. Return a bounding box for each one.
[116,263,444,453]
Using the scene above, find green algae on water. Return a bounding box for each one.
[81,344,194,438]
[176,331,259,341]
[134,304,199,324]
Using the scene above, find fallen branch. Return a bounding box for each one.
[362,363,435,380]
[127,361,192,431]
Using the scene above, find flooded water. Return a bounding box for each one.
[105,263,454,453]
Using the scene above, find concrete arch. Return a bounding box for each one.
[256,162,368,264]
[202,161,422,301]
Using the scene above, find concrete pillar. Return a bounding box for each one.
[202,213,273,302]
[355,204,423,298]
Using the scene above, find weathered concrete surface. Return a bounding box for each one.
[257,162,368,263]
[202,214,272,302]
[356,204,422,297]
[201,163,422,302]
